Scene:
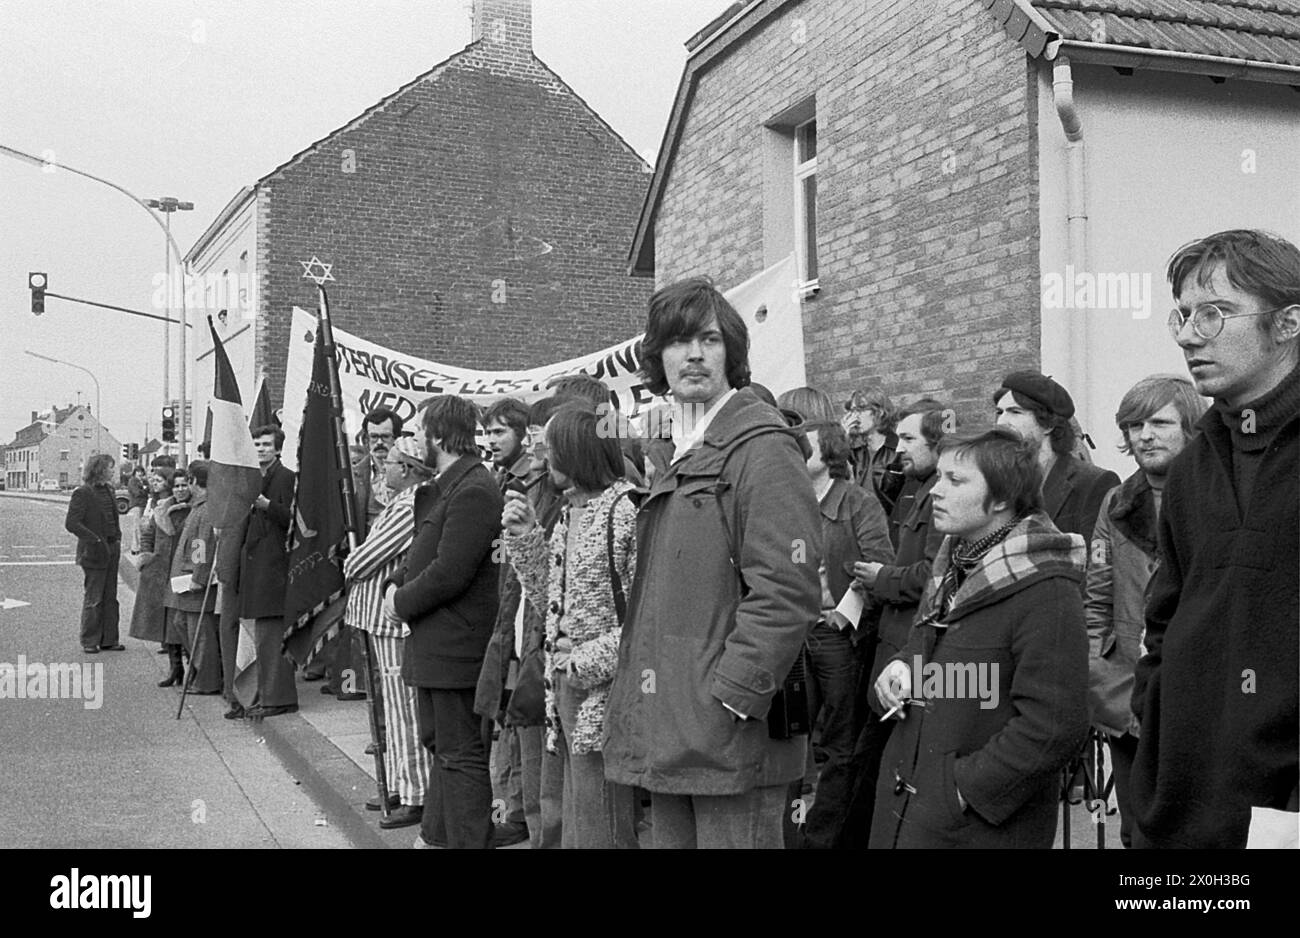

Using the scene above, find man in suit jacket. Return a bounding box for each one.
[383,395,503,849]
[65,453,125,654]
[238,424,298,717]
[993,371,1119,543]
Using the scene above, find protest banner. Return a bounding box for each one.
[281,255,804,468]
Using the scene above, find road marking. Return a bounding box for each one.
[18,554,46,559]
[1,597,31,610]
[0,560,76,566]
[11,545,41,549]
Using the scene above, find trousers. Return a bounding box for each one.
[78,544,121,649]
[416,686,493,849]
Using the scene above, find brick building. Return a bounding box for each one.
[4,405,121,490]
[631,0,1300,477]
[186,0,654,429]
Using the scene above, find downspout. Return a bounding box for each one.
[1052,55,1089,434]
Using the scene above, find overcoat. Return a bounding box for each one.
[127,496,189,642]
[389,453,503,689]
[237,459,295,620]
[1042,453,1120,543]
[1083,472,1153,738]
[601,388,822,796]
[870,512,1089,849]
[65,482,121,569]
[165,491,218,614]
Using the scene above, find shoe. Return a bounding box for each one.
[378,805,423,829]
[492,823,529,848]
[302,672,325,682]
[99,644,126,651]
[223,705,246,720]
[247,704,299,719]
[366,793,400,812]
[364,741,382,756]
[336,691,366,702]
[157,670,182,688]
[320,685,336,696]
[82,646,100,654]
[156,648,169,655]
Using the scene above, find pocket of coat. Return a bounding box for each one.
[940,751,972,827]
[658,635,750,773]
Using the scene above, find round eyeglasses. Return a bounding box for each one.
[1167,304,1284,340]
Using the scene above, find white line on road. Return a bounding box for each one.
[0,560,76,566]
[11,545,41,549]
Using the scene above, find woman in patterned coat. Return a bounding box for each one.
[502,402,639,849]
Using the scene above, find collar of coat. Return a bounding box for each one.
[917,510,1086,625]
[419,451,484,502]
[661,386,803,480]
[819,477,852,520]
[155,496,191,537]
[1108,469,1158,557]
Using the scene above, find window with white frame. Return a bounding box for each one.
[793,117,818,287]
[60,450,69,461]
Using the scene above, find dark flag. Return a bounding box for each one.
[281,322,348,667]
[249,375,276,429]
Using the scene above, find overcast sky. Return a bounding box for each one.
[0,0,732,450]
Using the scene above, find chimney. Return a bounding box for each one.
[31,411,38,423]
[471,0,532,57]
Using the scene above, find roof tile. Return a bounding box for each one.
[1031,0,1300,64]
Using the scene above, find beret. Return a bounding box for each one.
[997,370,1074,421]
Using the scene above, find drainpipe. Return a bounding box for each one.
[1052,55,1089,432]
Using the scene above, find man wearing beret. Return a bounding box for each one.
[994,371,1119,543]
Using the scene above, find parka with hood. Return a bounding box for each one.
[602,388,822,795]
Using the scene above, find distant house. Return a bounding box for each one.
[4,405,121,490]
[631,0,1300,476]
[186,0,654,433]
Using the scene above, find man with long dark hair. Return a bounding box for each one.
[603,277,821,849]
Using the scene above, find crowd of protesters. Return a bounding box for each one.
[66,227,1298,849]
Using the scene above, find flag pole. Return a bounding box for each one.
[176,542,220,720]
[316,286,391,818]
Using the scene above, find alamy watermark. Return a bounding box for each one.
[904,655,1000,710]
[1041,266,1152,320]
[0,657,104,709]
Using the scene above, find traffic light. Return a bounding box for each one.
[28,272,47,315]
[121,443,131,460]
[130,442,140,461]
[161,406,176,443]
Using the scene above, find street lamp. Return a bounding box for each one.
[0,143,195,464]
[143,197,194,463]
[25,350,102,456]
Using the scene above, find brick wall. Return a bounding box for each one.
[256,38,653,405]
[653,0,1041,423]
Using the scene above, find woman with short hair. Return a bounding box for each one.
[155,471,194,687]
[166,461,220,694]
[870,426,1089,848]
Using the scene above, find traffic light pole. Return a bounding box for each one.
[42,290,190,326]
[0,144,194,466]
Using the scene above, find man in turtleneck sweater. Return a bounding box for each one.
[1132,229,1300,849]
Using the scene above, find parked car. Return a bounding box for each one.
[39,479,60,492]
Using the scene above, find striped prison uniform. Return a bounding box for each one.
[343,485,432,807]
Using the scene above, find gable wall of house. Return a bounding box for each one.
[653,0,1041,420]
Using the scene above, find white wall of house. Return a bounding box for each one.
[1037,62,1300,478]
[189,195,259,443]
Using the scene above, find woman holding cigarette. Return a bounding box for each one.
[871,427,1089,848]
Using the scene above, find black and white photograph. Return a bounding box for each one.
[0,0,1295,905]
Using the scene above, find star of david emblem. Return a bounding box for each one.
[300,256,336,285]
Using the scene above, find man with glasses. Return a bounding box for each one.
[841,389,906,535]
[1132,229,1300,848]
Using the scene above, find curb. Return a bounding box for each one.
[0,491,72,505]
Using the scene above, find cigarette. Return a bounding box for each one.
[880,704,901,722]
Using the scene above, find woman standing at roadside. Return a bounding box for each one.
[501,402,640,849]
[128,467,176,648]
[154,471,194,687]
[166,462,221,694]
